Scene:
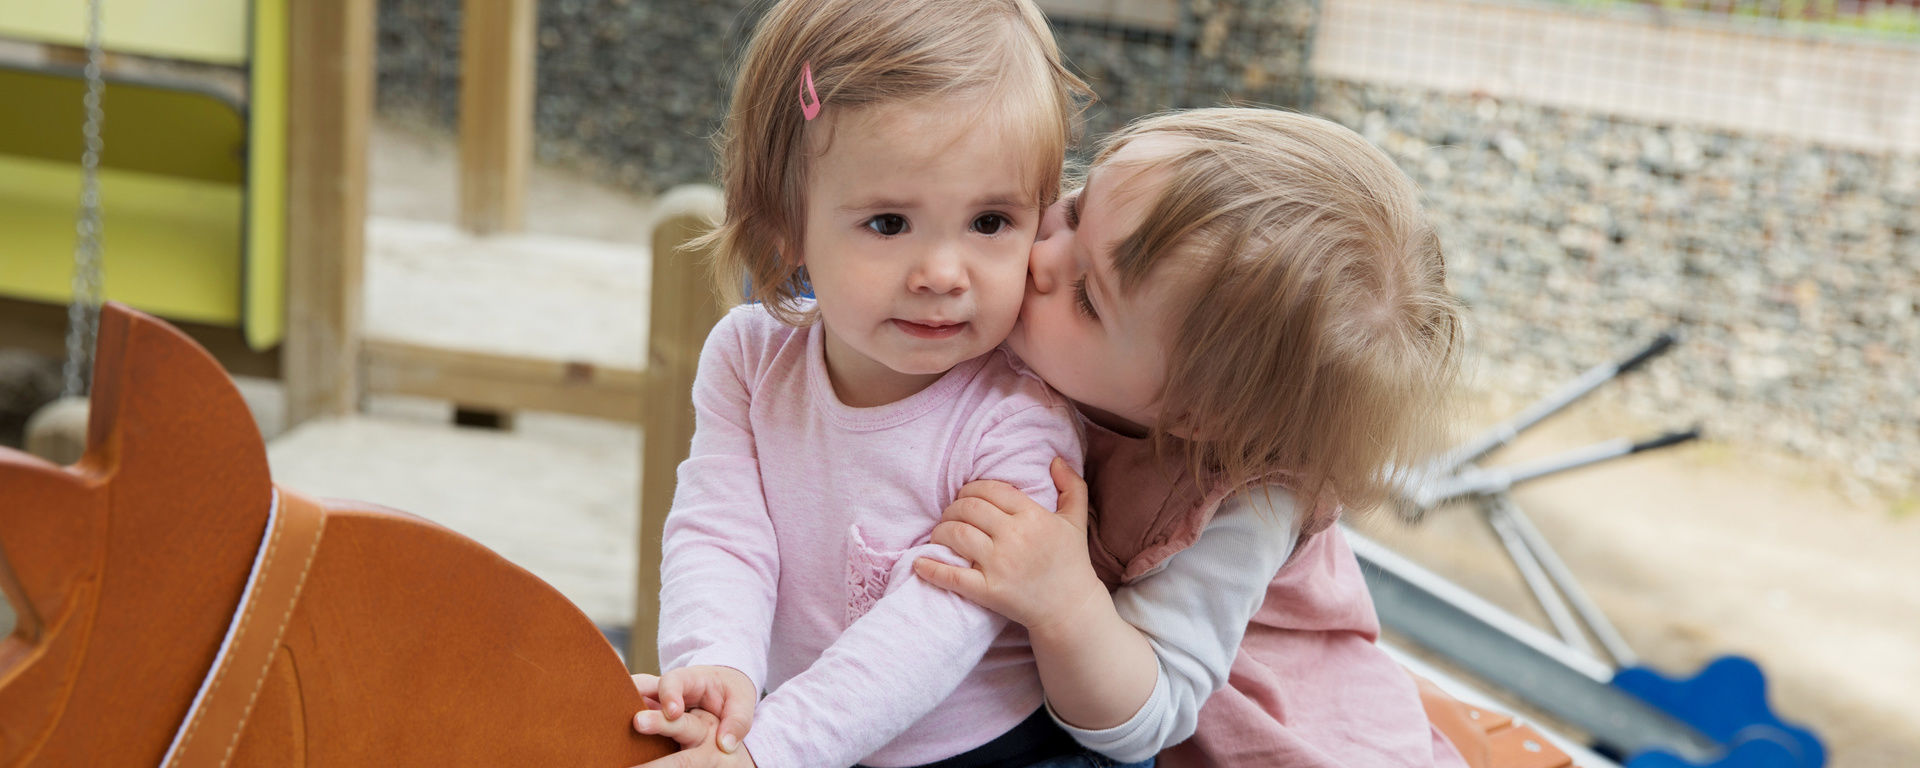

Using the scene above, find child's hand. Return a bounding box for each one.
[629,705,759,768]
[631,666,756,754]
[632,697,720,749]
[913,457,1108,633]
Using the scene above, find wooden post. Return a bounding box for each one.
[284,0,373,425]
[458,0,537,235]
[631,186,725,674]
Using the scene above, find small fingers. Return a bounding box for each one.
[716,717,749,754]
[631,750,697,768]
[656,670,687,719]
[715,690,755,755]
[929,520,994,562]
[631,673,661,698]
[913,557,989,598]
[957,479,1045,518]
[940,496,1012,535]
[1050,457,1090,529]
[634,706,719,749]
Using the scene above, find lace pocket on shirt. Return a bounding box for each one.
[845,524,905,624]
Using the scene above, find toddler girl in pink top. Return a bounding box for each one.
[915,108,1474,766]
[631,2,1127,768]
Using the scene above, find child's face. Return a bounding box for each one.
[798,97,1041,402]
[1007,137,1185,436]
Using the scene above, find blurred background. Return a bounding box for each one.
[1,0,1914,764]
[377,0,1918,498]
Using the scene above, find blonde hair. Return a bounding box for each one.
[1099,108,1463,514]
[703,0,1090,325]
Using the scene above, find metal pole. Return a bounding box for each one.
[1485,494,1598,656]
[1414,428,1700,508]
[1438,333,1677,474]
[1495,497,1641,667]
[1350,530,1721,761]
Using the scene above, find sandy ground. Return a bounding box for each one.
[267,396,643,627]
[268,119,657,627]
[1354,396,1920,767]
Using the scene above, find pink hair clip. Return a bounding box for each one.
[799,61,822,121]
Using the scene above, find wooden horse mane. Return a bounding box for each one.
[0,304,673,765]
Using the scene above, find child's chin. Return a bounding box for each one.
[1003,324,1030,358]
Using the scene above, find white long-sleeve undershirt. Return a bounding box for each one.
[1046,487,1301,762]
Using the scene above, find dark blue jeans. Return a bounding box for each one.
[858,709,1154,768]
[1025,753,1155,768]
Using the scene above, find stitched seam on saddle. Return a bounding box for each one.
[170,496,288,765]
[220,508,324,765]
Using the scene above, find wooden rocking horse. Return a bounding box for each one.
[0,303,675,765]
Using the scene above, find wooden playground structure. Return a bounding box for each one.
[0,0,712,641]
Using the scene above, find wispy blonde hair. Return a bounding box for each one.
[702,0,1091,325]
[1098,108,1463,515]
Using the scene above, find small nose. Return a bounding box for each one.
[910,243,967,295]
[1028,235,1065,296]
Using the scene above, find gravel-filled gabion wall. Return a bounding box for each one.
[375,0,1313,190]
[374,2,1914,496]
[378,0,764,192]
[1317,81,1920,497]
[1052,0,1314,148]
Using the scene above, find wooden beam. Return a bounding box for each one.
[284,0,373,425]
[458,0,537,235]
[361,338,644,424]
[631,186,725,674]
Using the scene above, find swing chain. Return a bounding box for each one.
[64,0,106,397]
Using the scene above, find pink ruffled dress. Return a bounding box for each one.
[1082,423,1467,768]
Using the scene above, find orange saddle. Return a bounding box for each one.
[0,304,674,766]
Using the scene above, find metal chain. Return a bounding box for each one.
[64,0,106,397]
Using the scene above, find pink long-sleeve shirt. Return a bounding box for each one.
[657,303,1084,768]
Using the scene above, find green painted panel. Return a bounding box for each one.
[244,0,289,349]
[0,157,243,326]
[0,67,244,185]
[0,0,249,65]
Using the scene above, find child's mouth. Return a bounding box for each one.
[893,319,967,339]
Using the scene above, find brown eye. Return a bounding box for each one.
[1064,194,1081,229]
[865,214,908,236]
[972,213,1009,235]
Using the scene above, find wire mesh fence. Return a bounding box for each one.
[368,0,1917,497]
[1042,0,1918,497]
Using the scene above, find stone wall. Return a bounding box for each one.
[377,0,764,192]
[374,0,1313,190]
[372,1,1916,497]
[1316,81,1920,497]
[1052,0,1314,146]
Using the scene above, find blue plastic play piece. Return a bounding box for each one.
[1625,738,1800,768]
[1613,656,1826,768]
